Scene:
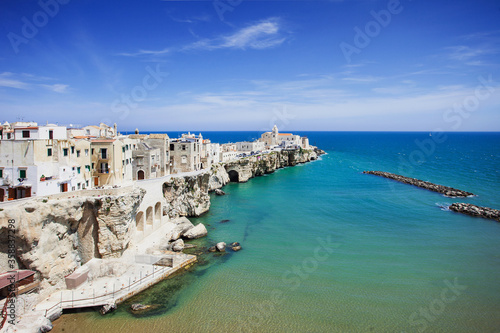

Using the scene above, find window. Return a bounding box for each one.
[19,169,26,179]
[91,148,94,155]
[22,130,30,138]
[92,163,95,169]
[49,130,53,139]
[63,148,69,156]
[85,149,89,156]
[77,183,81,190]
[100,162,109,173]
[85,180,89,187]
[47,148,52,156]
[77,150,81,157]
[7,133,11,139]
[122,147,125,153]
[170,144,174,151]
[72,167,76,171]
[152,155,155,161]
[182,145,186,151]
[85,165,90,171]
[71,146,75,154]
[77,167,81,174]
[0,169,3,178]
[101,148,107,159]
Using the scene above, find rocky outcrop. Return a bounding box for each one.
[0,187,144,293]
[449,203,500,222]
[162,173,211,217]
[183,223,208,239]
[363,171,474,197]
[214,189,225,196]
[208,163,230,191]
[224,149,319,183]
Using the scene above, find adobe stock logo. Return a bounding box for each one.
[7,0,70,54]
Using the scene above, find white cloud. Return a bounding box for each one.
[0,72,68,93]
[0,72,29,89]
[40,84,69,93]
[119,18,287,56]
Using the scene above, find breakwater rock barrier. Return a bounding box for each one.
[363,171,474,197]
[449,203,500,222]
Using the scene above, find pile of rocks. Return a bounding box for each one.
[363,171,474,197]
[449,203,500,222]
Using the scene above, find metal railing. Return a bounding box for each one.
[42,257,195,317]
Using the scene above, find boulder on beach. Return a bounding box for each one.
[183,223,208,239]
[208,246,217,252]
[172,239,185,252]
[216,242,226,252]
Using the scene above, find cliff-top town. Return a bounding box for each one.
[0,122,311,202]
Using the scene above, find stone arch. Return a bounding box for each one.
[228,170,239,182]
[136,211,144,231]
[137,170,145,180]
[146,206,153,225]
[154,202,161,220]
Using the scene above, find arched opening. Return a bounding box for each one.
[136,211,144,231]
[146,206,153,225]
[228,170,239,182]
[137,170,145,180]
[154,202,161,220]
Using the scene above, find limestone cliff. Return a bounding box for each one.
[0,188,144,291]
[224,148,319,183]
[162,172,212,217]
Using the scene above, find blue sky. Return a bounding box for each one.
[0,0,499,131]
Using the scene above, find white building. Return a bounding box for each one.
[260,125,304,148]
[0,123,92,201]
[236,141,265,152]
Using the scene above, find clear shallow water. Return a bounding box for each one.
[52,132,500,332]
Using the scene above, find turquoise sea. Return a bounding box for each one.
[52,132,500,332]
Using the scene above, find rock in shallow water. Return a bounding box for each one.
[131,303,151,311]
[100,303,116,315]
[183,223,208,239]
[172,239,185,252]
[215,189,226,196]
[216,242,226,252]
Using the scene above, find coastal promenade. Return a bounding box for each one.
[7,220,196,332]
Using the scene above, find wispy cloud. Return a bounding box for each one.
[119,18,288,57]
[445,45,490,61]
[0,72,68,93]
[0,72,29,89]
[117,48,170,57]
[40,84,69,93]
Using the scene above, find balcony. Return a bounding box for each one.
[98,168,110,174]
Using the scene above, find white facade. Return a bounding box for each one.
[236,141,265,152]
[220,151,238,162]
[0,137,92,201]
